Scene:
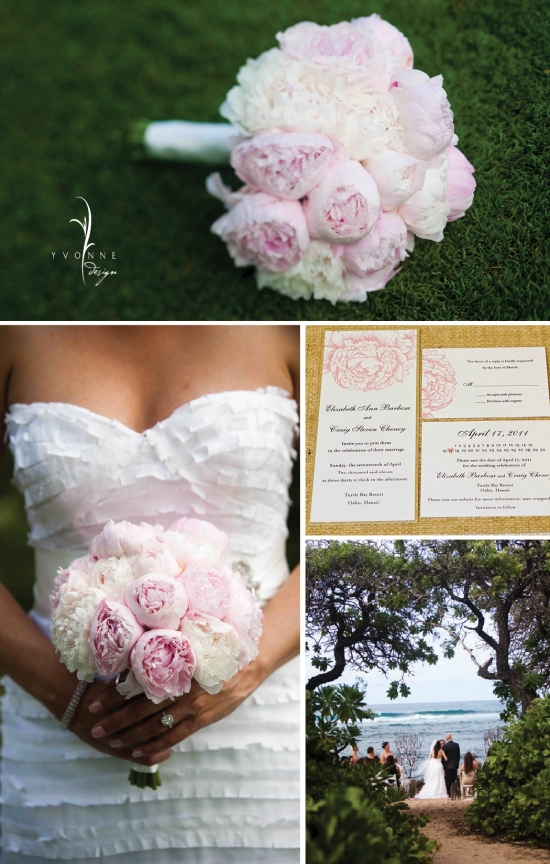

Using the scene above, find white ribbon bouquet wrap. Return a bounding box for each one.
[138,15,475,304]
[50,517,263,788]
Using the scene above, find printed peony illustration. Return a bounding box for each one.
[421,349,457,417]
[323,330,416,391]
[206,15,475,304]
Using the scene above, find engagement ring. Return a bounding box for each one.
[160,711,174,729]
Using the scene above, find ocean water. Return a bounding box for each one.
[356,700,503,766]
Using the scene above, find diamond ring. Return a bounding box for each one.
[160,711,174,729]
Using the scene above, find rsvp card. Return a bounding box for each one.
[310,330,417,523]
[420,420,550,518]
[421,348,550,419]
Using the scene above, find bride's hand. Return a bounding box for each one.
[86,663,261,763]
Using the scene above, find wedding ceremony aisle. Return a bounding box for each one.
[408,800,550,864]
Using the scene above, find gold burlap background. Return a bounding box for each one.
[306,325,550,536]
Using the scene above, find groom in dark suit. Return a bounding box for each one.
[442,734,460,797]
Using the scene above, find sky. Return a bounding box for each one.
[307,630,498,706]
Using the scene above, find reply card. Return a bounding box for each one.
[421,347,550,419]
[310,330,417,523]
[420,420,550,517]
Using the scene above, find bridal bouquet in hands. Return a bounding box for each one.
[50,518,262,788]
[207,15,476,303]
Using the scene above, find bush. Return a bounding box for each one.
[465,696,550,847]
[307,762,437,864]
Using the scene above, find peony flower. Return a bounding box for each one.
[89,598,144,676]
[343,210,410,277]
[351,14,413,71]
[276,21,392,88]
[230,132,334,200]
[51,559,90,613]
[391,68,454,161]
[132,548,181,580]
[178,564,232,620]
[165,518,229,570]
[322,330,416,391]
[343,263,402,301]
[89,555,136,600]
[116,668,144,700]
[363,149,427,210]
[256,239,348,304]
[303,158,380,244]
[422,349,458,418]
[399,157,450,241]
[130,630,195,703]
[90,520,164,560]
[219,48,402,161]
[445,145,476,221]
[211,192,309,272]
[125,574,188,630]
[51,586,107,681]
[223,576,263,668]
[180,615,240,694]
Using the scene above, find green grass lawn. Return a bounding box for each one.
[0,0,548,321]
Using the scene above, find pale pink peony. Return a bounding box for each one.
[132,547,181,580]
[180,614,240,694]
[89,598,144,676]
[90,520,164,560]
[303,158,380,245]
[130,630,195,703]
[322,330,416,391]
[342,264,402,301]
[223,576,263,668]
[257,239,348,304]
[211,192,309,271]
[276,21,392,88]
[51,559,90,613]
[165,518,229,570]
[343,210,410,278]
[89,555,136,600]
[391,68,454,161]
[399,157,450,241]
[230,132,334,200]
[51,586,107,681]
[422,349,458,418]
[351,15,414,70]
[178,564,232,620]
[445,145,476,221]
[363,149,427,210]
[125,574,188,630]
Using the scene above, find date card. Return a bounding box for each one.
[421,347,550,419]
[420,420,550,517]
[310,330,417,523]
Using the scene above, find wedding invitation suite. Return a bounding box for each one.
[310,330,418,522]
[420,420,550,517]
[422,347,550,419]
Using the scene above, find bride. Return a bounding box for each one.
[0,324,300,863]
[416,739,448,799]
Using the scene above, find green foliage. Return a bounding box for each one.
[306,684,374,760]
[307,764,437,863]
[0,0,549,320]
[465,696,550,847]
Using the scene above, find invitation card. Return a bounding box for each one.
[310,330,418,523]
[421,347,550,419]
[420,420,550,517]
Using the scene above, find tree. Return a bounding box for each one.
[406,539,550,716]
[306,684,374,761]
[306,540,439,694]
[394,733,424,779]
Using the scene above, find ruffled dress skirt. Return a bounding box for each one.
[0,657,300,862]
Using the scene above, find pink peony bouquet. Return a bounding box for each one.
[50,518,262,787]
[207,15,476,304]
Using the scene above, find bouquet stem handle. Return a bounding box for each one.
[128,762,162,789]
[129,120,239,164]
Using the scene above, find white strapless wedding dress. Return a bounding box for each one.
[1,388,300,863]
[416,757,448,799]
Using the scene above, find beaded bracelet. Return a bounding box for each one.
[59,680,89,730]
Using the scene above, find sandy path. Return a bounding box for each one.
[407,799,550,863]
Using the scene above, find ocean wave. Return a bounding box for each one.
[366,711,500,725]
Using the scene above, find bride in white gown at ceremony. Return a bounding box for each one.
[0,324,300,863]
[416,739,449,800]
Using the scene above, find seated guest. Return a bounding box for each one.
[366,746,376,761]
[349,745,360,764]
[471,751,482,770]
[460,751,476,786]
[384,755,401,787]
[340,756,351,767]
